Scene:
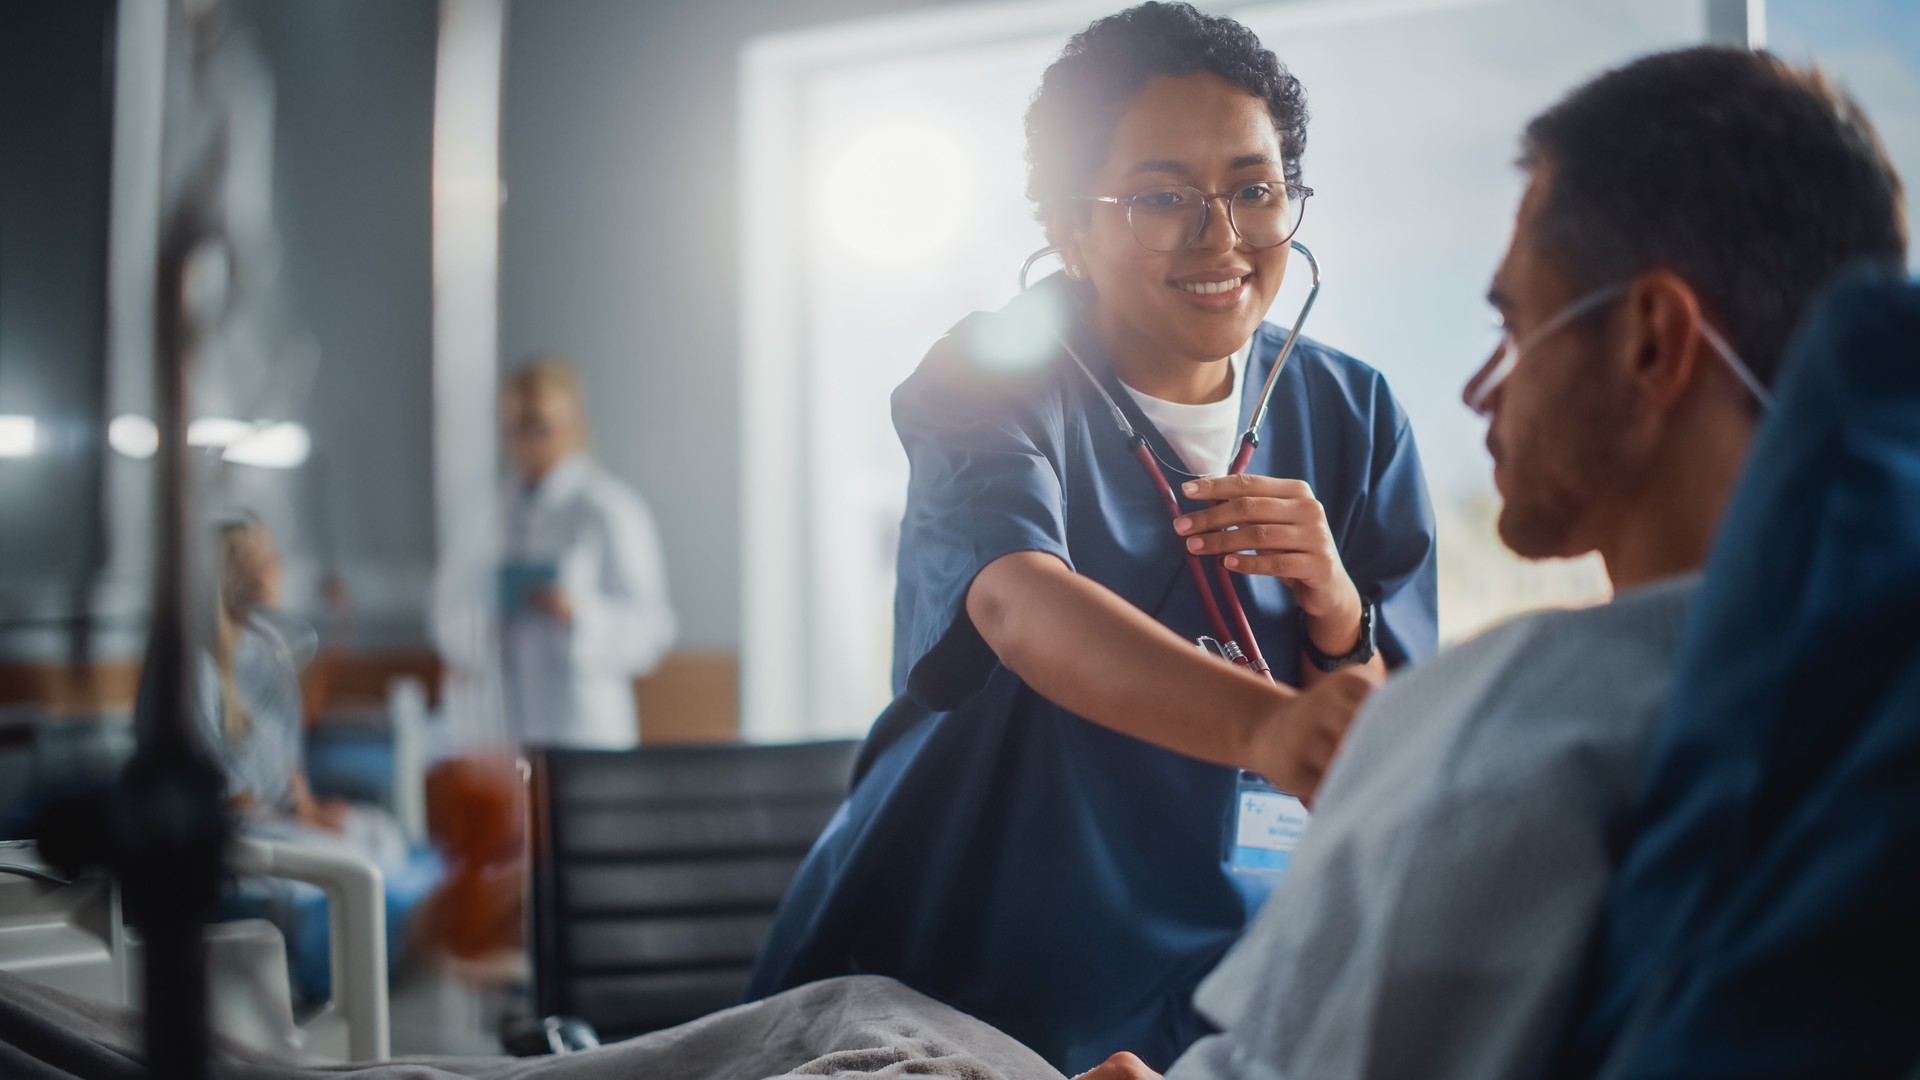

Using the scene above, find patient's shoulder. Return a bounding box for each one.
[1326,576,1702,804]
[1398,573,1698,715]
[1481,573,1699,690]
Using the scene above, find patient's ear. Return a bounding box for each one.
[1622,269,1712,414]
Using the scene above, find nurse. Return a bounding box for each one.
[749,3,1437,1073]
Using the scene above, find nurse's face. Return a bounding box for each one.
[1062,72,1292,380]
[1473,164,1638,560]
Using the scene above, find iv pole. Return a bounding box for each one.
[38,2,238,1074]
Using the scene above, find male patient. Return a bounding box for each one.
[1080,46,1908,1080]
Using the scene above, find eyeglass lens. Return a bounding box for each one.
[1125,184,1305,252]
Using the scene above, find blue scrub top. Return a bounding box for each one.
[747,273,1439,1075]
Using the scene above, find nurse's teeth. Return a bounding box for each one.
[1178,277,1245,295]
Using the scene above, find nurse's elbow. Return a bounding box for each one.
[966,551,1067,663]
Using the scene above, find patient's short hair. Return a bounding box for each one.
[1521,47,1907,390]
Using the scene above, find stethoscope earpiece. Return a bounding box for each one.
[1018,246,1064,292]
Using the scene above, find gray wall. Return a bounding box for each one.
[0,0,440,664]
[498,0,967,651]
[0,0,114,653]
[222,0,438,649]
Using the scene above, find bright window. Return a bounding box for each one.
[743,0,1756,740]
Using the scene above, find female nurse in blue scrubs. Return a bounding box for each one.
[750,3,1438,1073]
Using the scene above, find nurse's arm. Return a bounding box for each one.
[967,550,1376,802]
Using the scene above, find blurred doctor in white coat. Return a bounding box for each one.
[432,359,677,748]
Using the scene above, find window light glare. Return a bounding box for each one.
[819,122,970,263]
[0,415,35,458]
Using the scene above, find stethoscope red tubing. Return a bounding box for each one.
[1019,241,1324,682]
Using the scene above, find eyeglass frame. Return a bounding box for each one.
[1463,281,1774,417]
[1077,181,1314,252]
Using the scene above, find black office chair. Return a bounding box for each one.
[526,740,860,1044]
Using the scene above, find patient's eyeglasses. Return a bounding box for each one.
[1464,285,1625,416]
[1463,283,1774,416]
[1080,181,1312,253]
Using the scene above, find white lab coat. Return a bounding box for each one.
[431,454,677,748]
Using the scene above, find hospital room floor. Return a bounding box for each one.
[386,963,512,1056]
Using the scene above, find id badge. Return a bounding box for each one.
[1228,771,1309,874]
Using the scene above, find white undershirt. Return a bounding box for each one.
[1119,341,1252,477]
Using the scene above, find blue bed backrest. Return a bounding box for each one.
[1558,269,1920,1079]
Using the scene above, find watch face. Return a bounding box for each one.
[1356,602,1377,662]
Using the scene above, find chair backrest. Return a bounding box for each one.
[527,740,859,1041]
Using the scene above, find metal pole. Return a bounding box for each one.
[122,177,229,1080]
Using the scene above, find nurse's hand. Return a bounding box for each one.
[1173,475,1360,621]
[1072,1052,1162,1080]
[1256,666,1379,805]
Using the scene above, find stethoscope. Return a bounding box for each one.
[1018,240,1322,679]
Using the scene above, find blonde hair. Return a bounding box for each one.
[507,357,581,400]
[505,357,589,441]
[213,518,272,741]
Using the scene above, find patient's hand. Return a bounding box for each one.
[1073,1052,1163,1080]
[290,771,350,832]
[1253,666,1379,806]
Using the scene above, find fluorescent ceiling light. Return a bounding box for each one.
[0,416,35,458]
[187,417,256,447]
[221,421,311,469]
[108,413,159,459]
[111,414,312,468]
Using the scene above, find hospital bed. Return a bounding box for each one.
[0,836,387,1062]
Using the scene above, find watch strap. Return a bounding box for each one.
[1301,600,1376,672]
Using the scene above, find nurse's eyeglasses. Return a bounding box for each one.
[1080,181,1313,252]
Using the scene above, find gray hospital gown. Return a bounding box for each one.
[1168,575,1699,1080]
[197,617,307,815]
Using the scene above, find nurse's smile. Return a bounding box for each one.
[1170,267,1257,313]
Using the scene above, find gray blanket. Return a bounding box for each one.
[0,971,1067,1080]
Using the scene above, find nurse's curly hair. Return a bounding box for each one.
[1025,2,1308,225]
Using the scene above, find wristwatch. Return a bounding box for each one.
[1300,600,1377,672]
